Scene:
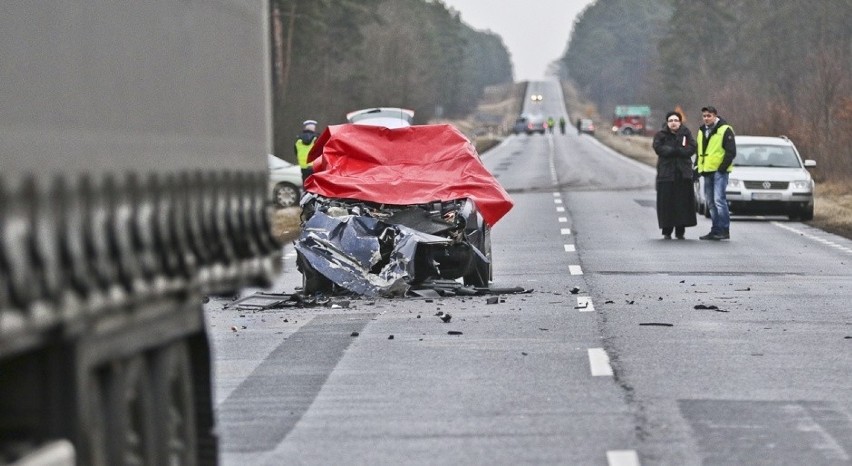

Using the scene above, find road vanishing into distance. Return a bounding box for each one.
[205,80,852,465]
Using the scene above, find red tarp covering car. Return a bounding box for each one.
[305,124,513,226]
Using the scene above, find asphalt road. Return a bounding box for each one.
[205,81,852,465]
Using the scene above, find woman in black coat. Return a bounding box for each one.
[653,111,697,239]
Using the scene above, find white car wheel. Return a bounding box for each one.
[273,182,300,208]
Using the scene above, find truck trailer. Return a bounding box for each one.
[1,2,277,464]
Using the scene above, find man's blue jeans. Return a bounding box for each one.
[704,171,730,233]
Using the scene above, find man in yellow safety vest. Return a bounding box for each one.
[695,106,736,240]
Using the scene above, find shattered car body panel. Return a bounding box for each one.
[297,124,511,296]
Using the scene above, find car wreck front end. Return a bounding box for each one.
[295,124,512,297]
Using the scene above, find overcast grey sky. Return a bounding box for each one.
[441,0,595,82]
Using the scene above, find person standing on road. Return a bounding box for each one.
[559,116,566,134]
[695,106,736,240]
[295,119,319,183]
[653,111,697,239]
[546,116,555,134]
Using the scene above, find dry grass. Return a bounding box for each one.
[812,181,852,239]
[596,132,657,167]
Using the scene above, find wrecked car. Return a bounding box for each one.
[295,123,513,297]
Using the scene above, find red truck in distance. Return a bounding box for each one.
[611,105,651,136]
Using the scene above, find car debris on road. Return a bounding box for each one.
[295,123,514,297]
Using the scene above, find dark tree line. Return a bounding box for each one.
[270,0,513,161]
[559,0,852,178]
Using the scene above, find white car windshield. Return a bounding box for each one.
[734,145,801,168]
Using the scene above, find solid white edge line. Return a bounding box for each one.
[588,348,613,376]
[569,265,583,275]
[772,221,852,255]
[577,296,594,312]
[560,228,572,235]
[564,244,575,252]
[607,450,640,466]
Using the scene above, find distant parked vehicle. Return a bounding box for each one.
[512,116,528,135]
[524,114,548,135]
[694,135,816,220]
[579,119,596,135]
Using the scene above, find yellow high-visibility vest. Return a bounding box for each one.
[295,137,316,169]
[696,124,732,173]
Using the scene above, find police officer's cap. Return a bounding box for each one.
[302,119,318,127]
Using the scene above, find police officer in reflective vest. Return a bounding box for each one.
[295,119,318,183]
[696,106,736,240]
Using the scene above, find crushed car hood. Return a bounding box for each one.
[305,124,513,226]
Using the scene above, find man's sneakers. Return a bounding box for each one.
[699,230,730,241]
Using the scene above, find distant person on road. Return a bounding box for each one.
[546,116,555,134]
[559,116,566,134]
[295,119,319,183]
[653,111,697,239]
[576,118,582,134]
[696,106,736,240]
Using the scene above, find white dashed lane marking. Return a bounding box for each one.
[773,221,852,254]
[587,348,614,376]
[569,265,583,275]
[561,228,571,235]
[576,296,594,312]
[607,450,640,466]
[564,244,575,252]
[558,217,568,223]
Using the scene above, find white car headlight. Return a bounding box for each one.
[791,180,811,190]
[727,178,741,189]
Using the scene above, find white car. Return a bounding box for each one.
[695,135,816,220]
[268,154,302,208]
[345,107,414,128]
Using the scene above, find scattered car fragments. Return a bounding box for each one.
[295,123,514,297]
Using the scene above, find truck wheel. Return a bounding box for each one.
[151,341,197,465]
[621,127,634,136]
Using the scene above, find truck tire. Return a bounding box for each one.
[621,127,634,135]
